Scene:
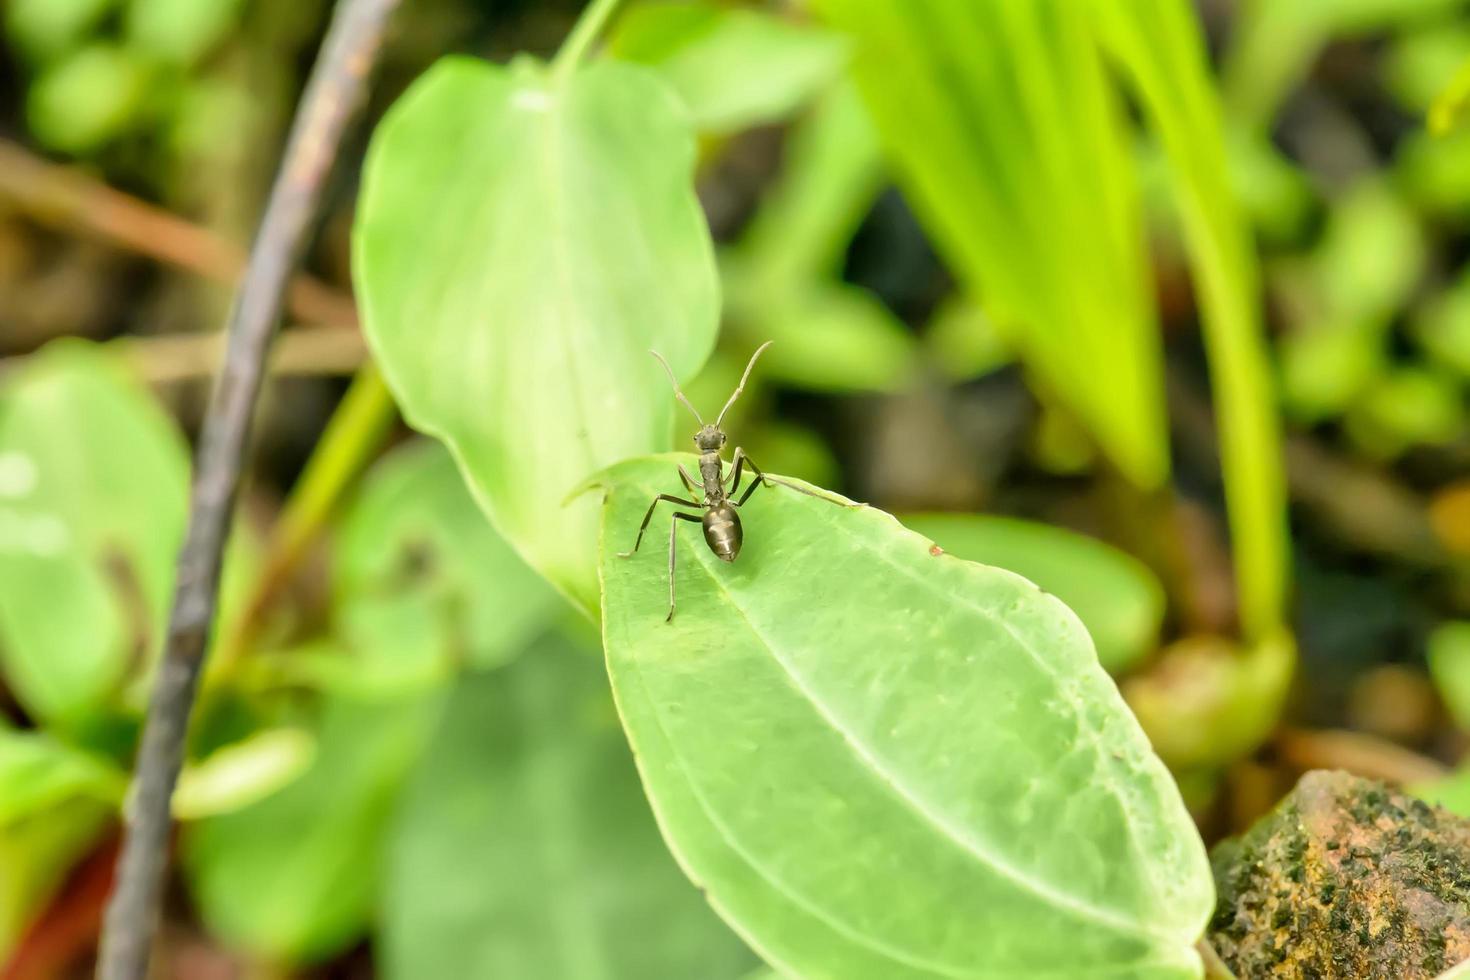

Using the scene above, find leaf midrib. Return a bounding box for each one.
[626,478,1170,947]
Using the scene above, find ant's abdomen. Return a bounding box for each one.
[703,505,742,562]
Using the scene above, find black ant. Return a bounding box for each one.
[619,341,853,621]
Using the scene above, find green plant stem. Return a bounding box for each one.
[551,0,621,85]
[216,362,397,671]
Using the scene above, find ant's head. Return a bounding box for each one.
[694,425,726,453]
[648,342,772,452]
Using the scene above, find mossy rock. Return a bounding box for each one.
[1210,770,1470,978]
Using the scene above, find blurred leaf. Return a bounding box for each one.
[172,728,315,821]
[1315,182,1424,322]
[719,81,915,394]
[901,513,1165,673]
[1279,321,1386,422]
[124,0,242,65]
[734,81,883,289]
[333,439,562,689]
[1414,273,1470,377]
[609,1,847,134]
[1223,131,1317,242]
[1344,367,1465,458]
[1028,403,1098,476]
[0,801,112,960]
[1223,0,1464,130]
[1095,0,1290,644]
[1124,631,1295,770]
[0,727,120,958]
[184,693,441,963]
[3,0,116,63]
[739,420,839,490]
[1427,621,1470,731]
[1431,56,1470,135]
[26,42,151,154]
[597,455,1212,977]
[820,0,1170,489]
[727,278,916,394]
[1413,765,1470,818]
[382,633,754,979]
[1397,126,1470,218]
[923,295,1011,381]
[168,78,259,164]
[0,728,125,821]
[355,55,717,617]
[1386,25,1470,112]
[0,342,187,726]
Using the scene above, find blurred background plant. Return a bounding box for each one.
[1,0,1469,975]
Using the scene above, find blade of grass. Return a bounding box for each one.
[1093,0,1290,643]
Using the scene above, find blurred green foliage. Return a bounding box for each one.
[382,633,754,979]
[6,0,245,157]
[4,0,1470,974]
[0,343,188,726]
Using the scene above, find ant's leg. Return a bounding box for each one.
[727,447,761,497]
[619,493,700,557]
[666,511,702,622]
[730,448,862,508]
[678,464,701,498]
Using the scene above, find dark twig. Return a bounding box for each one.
[95,2,401,977]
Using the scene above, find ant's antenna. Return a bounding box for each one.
[716,341,772,427]
[648,350,704,425]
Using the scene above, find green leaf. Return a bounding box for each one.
[900,514,1165,673]
[1343,367,1466,458]
[1092,0,1290,644]
[0,801,112,959]
[1220,130,1315,242]
[609,2,848,134]
[1124,632,1295,770]
[1385,25,1470,113]
[1279,320,1386,422]
[382,633,754,979]
[727,280,916,394]
[0,341,188,725]
[719,82,916,395]
[923,296,1012,382]
[183,693,441,962]
[4,0,117,63]
[0,726,120,958]
[26,42,152,154]
[1413,764,1470,818]
[738,421,839,491]
[1397,125,1470,219]
[731,81,883,290]
[0,728,125,822]
[1314,181,1425,322]
[333,439,562,688]
[172,728,315,820]
[355,55,718,617]
[596,454,1213,978]
[1427,621,1470,732]
[818,0,1170,489]
[1414,269,1470,378]
[1430,56,1470,135]
[1222,0,1464,130]
[124,0,242,65]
